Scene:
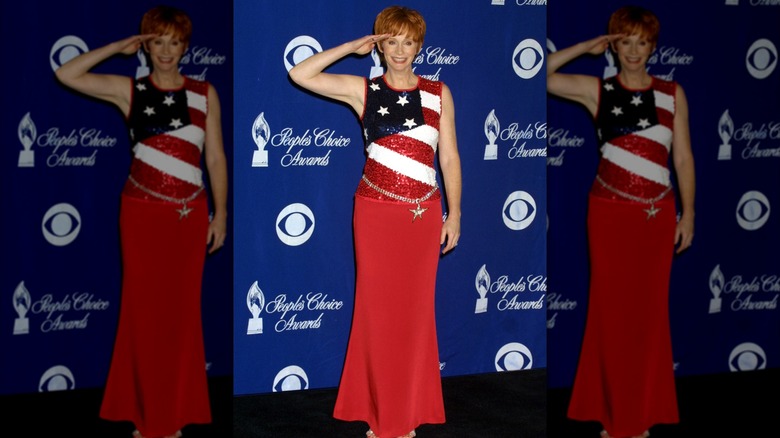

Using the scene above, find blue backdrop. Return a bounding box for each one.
[233,0,548,395]
[2,0,233,395]
[547,0,780,388]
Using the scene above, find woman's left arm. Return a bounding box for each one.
[438,84,462,254]
[204,83,229,254]
[672,83,695,254]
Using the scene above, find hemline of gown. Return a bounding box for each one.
[333,195,446,437]
[99,194,212,437]
[567,194,679,437]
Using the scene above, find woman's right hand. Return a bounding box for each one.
[117,34,157,55]
[352,34,390,56]
[583,33,625,56]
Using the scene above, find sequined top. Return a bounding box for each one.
[122,76,208,201]
[591,75,676,202]
[355,75,442,203]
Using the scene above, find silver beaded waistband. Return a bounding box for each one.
[361,175,438,204]
[127,175,204,205]
[596,175,671,204]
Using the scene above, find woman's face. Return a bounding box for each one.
[145,32,187,72]
[379,33,420,71]
[613,33,654,73]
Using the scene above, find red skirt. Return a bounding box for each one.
[100,195,211,437]
[567,194,679,437]
[333,195,446,437]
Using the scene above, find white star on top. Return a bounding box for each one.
[637,118,651,129]
[631,95,643,106]
[603,82,614,91]
[403,118,417,129]
[143,106,155,116]
[377,106,389,116]
[170,118,183,128]
[370,83,380,91]
[136,83,147,91]
[397,95,409,106]
[611,106,623,116]
[163,95,175,106]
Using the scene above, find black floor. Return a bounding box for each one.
[233,368,546,438]
[548,367,780,437]
[6,367,779,437]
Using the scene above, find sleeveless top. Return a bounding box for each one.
[123,76,208,203]
[355,75,443,204]
[591,75,676,203]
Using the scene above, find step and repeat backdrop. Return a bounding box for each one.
[1,0,233,395]
[233,1,547,395]
[547,0,780,388]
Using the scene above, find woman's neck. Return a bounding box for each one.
[384,70,417,90]
[618,70,651,89]
[150,70,185,89]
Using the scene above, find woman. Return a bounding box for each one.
[547,6,695,438]
[289,6,461,438]
[55,6,228,438]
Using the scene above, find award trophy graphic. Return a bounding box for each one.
[603,50,618,79]
[475,264,490,314]
[247,281,265,335]
[483,110,500,160]
[136,48,150,78]
[13,281,32,335]
[369,47,384,79]
[251,112,270,167]
[717,110,734,161]
[18,112,36,168]
[709,265,724,314]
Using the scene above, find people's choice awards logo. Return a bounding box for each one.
[18,112,36,167]
[503,191,537,230]
[729,342,767,371]
[513,39,543,79]
[284,36,322,72]
[276,203,315,246]
[746,38,777,80]
[495,342,533,371]
[247,281,265,335]
[484,110,500,160]
[709,265,725,314]
[42,203,81,246]
[273,365,309,392]
[475,264,490,314]
[717,110,735,160]
[39,365,76,392]
[13,281,32,335]
[252,112,270,167]
[736,191,770,231]
[50,36,88,72]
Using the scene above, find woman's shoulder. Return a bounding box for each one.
[418,76,444,94]
[650,75,679,94]
[184,76,211,94]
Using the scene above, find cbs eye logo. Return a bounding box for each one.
[276,203,315,246]
[39,365,76,392]
[513,39,544,79]
[503,191,537,230]
[50,36,89,72]
[746,38,777,80]
[729,342,766,372]
[736,191,770,231]
[495,342,533,371]
[284,36,323,72]
[42,203,81,246]
[273,365,309,392]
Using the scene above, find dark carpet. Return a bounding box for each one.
[6,366,779,437]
